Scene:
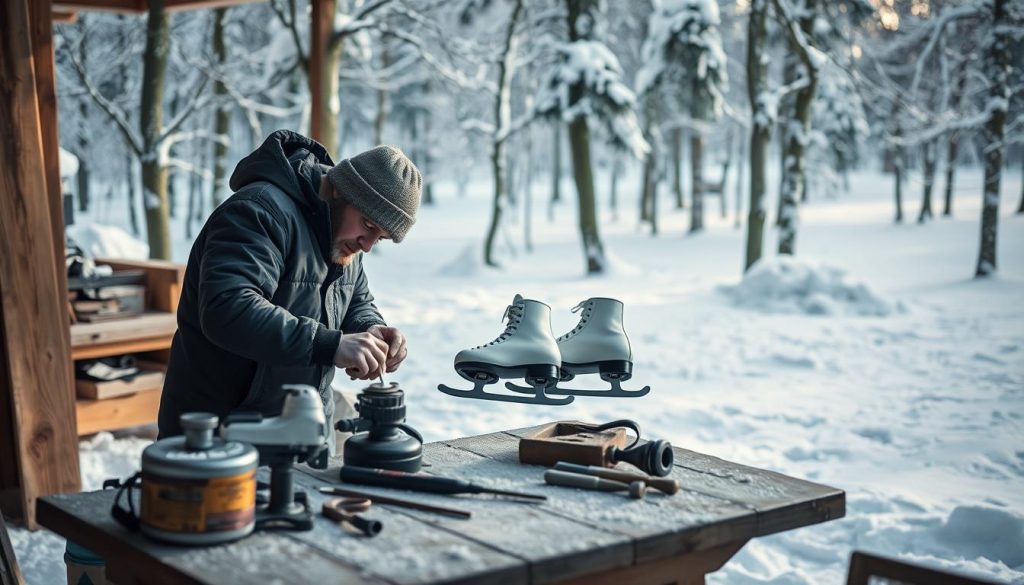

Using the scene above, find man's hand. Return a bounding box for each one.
[334,332,389,380]
[367,325,408,374]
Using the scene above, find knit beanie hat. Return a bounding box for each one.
[325,145,422,243]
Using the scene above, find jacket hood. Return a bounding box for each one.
[229,130,336,211]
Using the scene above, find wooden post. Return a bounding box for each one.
[0,0,81,529]
[309,0,330,144]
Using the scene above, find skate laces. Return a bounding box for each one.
[558,300,592,341]
[474,303,524,348]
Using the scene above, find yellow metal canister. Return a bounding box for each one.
[139,413,258,545]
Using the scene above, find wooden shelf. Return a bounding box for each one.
[70,311,177,360]
[70,259,184,435]
[76,390,164,436]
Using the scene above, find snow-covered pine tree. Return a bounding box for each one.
[635,0,728,234]
[807,66,868,196]
[535,0,648,273]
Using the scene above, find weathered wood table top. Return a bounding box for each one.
[38,423,845,585]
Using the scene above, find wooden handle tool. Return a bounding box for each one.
[544,470,646,499]
[553,462,679,495]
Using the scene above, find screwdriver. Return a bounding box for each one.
[338,465,547,501]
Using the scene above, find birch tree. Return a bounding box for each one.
[774,0,823,256]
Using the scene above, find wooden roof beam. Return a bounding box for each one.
[53,0,261,14]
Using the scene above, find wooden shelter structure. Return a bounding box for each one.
[1,0,335,529]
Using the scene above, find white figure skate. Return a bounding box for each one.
[506,297,650,398]
[437,295,574,406]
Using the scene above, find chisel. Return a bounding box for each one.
[544,469,647,499]
[553,461,679,495]
[339,465,547,501]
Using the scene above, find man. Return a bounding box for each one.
[158,129,421,438]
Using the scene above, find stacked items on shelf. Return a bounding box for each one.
[74,355,166,400]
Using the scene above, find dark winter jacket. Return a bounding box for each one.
[158,130,386,438]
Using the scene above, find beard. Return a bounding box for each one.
[329,198,356,265]
[332,242,359,265]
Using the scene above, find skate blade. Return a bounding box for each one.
[504,381,651,398]
[438,384,575,406]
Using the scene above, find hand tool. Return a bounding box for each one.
[318,486,472,519]
[519,419,675,477]
[553,462,679,495]
[544,469,647,499]
[321,497,382,537]
[339,465,547,501]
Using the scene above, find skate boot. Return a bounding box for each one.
[437,294,574,406]
[506,297,650,398]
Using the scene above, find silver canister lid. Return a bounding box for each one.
[142,413,258,479]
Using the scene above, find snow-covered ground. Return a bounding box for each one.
[11,166,1024,584]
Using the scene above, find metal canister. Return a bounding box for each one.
[140,413,258,545]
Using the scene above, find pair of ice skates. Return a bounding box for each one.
[437,295,650,406]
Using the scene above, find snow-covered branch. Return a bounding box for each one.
[908,3,983,99]
[61,30,143,155]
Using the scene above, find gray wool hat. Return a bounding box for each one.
[325,145,422,243]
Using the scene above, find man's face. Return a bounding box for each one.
[323,177,392,265]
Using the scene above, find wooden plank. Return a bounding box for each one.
[553,540,745,585]
[37,490,382,585]
[52,0,144,13]
[75,370,163,400]
[0,0,81,529]
[76,390,162,435]
[499,424,844,539]
[304,451,636,585]
[291,467,528,585]
[309,0,332,145]
[52,0,260,13]
[52,10,78,23]
[72,337,174,360]
[29,0,69,321]
[0,507,26,585]
[439,432,756,567]
[70,311,177,350]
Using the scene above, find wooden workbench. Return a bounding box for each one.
[37,423,845,585]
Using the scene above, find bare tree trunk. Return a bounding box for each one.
[672,127,684,208]
[421,83,435,206]
[917,139,937,223]
[891,103,904,224]
[734,129,745,228]
[777,0,819,256]
[976,0,1010,277]
[211,6,230,209]
[775,51,797,227]
[141,0,171,259]
[524,126,534,252]
[744,0,769,271]
[374,44,389,146]
[483,0,523,267]
[1018,154,1024,214]
[609,156,621,221]
[76,26,90,213]
[549,122,562,221]
[126,155,139,235]
[942,65,965,218]
[566,0,606,273]
[943,132,959,216]
[689,132,704,233]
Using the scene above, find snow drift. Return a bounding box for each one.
[719,256,899,317]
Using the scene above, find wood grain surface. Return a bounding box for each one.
[38,422,844,584]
